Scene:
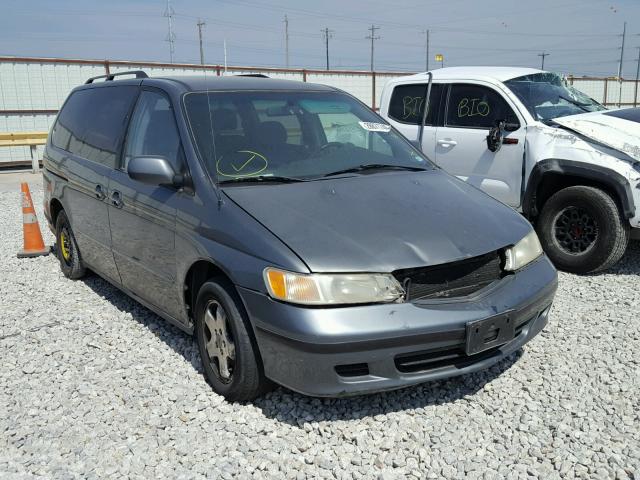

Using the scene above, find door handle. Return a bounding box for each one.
[437,139,457,147]
[111,190,123,208]
[94,184,106,200]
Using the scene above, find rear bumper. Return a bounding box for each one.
[239,255,558,397]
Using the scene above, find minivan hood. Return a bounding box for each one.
[223,170,532,273]
[553,108,640,161]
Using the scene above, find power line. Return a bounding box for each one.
[197,19,206,65]
[538,52,550,70]
[163,0,176,63]
[366,25,380,72]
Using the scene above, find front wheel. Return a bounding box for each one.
[536,186,629,274]
[195,279,272,401]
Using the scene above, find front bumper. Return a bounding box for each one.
[239,255,558,397]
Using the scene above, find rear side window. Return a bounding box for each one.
[445,84,519,129]
[52,86,138,168]
[387,83,443,125]
[123,90,184,171]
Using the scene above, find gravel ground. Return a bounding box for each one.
[1,184,638,479]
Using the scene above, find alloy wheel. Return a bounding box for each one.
[552,206,598,255]
[203,300,236,382]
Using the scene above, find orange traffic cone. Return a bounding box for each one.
[17,182,50,258]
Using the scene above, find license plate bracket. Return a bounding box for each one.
[465,312,515,356]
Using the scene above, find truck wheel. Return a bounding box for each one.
[536,186,629,274]
[55,210,86,279]
[195,279,272,402]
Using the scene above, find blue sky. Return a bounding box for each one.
[1,0,639,76]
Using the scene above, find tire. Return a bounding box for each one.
[536,186,629,274]
[55,210,86,279]
[194,279,272,401]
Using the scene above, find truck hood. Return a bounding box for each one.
[223,170,532,273]
[553,108,640,161]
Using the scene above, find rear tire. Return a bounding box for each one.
[195,279,272,401]
[55,210,86,279]
[536,186,629,274]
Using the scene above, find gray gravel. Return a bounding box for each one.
[1,184,638,479]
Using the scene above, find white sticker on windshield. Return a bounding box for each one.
[359,121,391,132]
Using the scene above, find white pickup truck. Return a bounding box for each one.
[380,67,640,273]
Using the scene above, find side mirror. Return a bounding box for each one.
[127,156,182,187]
[486,123,504,153]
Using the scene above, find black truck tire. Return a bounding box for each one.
[536,186,629,274]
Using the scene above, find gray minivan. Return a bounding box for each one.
[43,71,558,401]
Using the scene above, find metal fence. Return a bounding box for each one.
[1,55,639,165]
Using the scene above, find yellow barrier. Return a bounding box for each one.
[0,132,48,172]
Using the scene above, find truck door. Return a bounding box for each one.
[383,83,444,162]
[434,83,525,207]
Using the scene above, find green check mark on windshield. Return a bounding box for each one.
[232,153,257,172]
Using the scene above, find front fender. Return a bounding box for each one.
[522,158,635,219]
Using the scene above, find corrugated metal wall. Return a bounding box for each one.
[1,56,638,165]
[0,57,407,164]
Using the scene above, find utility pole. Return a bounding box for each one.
[538,52,549,70]
[366,25,380,72]
[421,29,430,71]
[197,19,206,66]
[163,0,176,63]
[321,27,333,70]
[284,15,290,68]
[617,22,627,107]
[224,39,228,74]
[634,46,640,107]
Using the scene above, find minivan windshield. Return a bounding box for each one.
[184,90,431,183]
[504,72,605,121]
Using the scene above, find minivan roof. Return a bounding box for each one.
[77,74,338,93]
[149,75,337,92]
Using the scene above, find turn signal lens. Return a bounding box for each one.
[265,269,287,299]
[263,268,404,305]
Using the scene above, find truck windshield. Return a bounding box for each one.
[184,90,431,183]
[504,73,605,121]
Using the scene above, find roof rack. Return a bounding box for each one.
[85,70,148,84]
[235,73,269,78]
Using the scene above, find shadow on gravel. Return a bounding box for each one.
[602,239,640,275]
[76,257,523,423]
[80,273,202,372]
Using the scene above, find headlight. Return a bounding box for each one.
[263,268,404,305]
[504,230,543,271]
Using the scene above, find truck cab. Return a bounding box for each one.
[380,67,640,274]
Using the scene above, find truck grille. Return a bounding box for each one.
[393,251,502,301]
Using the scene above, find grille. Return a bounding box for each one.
[394,317,532,374]
[393,251,502,301]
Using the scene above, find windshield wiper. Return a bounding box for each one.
[220,175,307,184]
[322,164,428,178]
